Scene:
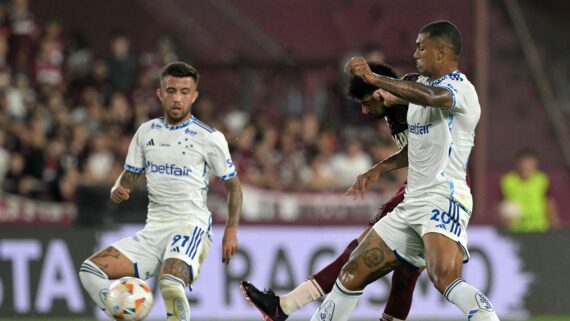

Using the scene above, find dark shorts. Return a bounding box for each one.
[368,182,407,226]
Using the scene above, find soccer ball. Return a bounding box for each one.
[498,200,522,221]
[105,277,154,321]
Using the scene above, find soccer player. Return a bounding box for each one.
[241,62,422,321]
[79,62,243,321]
[309,20,500,321]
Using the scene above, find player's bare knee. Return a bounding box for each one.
[90,246,121,261]
[427,262,459,293]
[161,258,192,285]
[338,258,362,290]
[88,246,134,278]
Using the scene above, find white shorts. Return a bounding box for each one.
[373,194,471,268]
[112,223,212,288]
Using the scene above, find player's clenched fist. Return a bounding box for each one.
[344,56,374,82]
[110,185,130,203]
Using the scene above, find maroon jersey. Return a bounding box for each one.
[384,73,418,150]
[369,183,407,226]
[368,73,419,226]
[384,106,408,150]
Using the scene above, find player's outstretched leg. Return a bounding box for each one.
[240,237,359,321]
[160,259,191,321]
[160,274,191,321]
[240,281,288,321]
[79,259,114,315]
[381,265,423,321]
[424,233,500,321]
[79,246,135,318]
[444,279,500,321]
[310,230,399,321]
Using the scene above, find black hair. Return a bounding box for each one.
[108,30,128,42]
[160,61,200,86]
[419,20,462,58]
[347,62,398,100]
[516,149,538,160]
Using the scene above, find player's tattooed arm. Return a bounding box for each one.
[224,176,242,228]
[221,176,242,264]
[374,145,408,172]
[377,89,409,107]
[345,56,453,109]
[346,146,408,199]
[116,170,141,190]
[369,74,453,109]
[110,170,141,203]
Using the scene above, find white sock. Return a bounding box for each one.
[78,260,113,316]
[380,314,404,321]
[160,274,190,321]
[310,280,362,321]
[444,279,500,321]
[281,278,324,315]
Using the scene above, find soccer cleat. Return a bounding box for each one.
[240,281,288,321]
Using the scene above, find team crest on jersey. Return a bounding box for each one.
[185,128,197,136]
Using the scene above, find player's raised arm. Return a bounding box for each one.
[110,170,142,203]
[222,176,243,264]
[345,57,454,109]
[346,145,408,199]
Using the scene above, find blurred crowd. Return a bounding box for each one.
[0,0,405,203]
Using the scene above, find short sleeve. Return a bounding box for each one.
[208,131,237,181]
[435,82,458,110]
[124,125,146,174]
[435,75,477,114]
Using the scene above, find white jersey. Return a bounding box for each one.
[124,116,237,230]
[406,70,480,212]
